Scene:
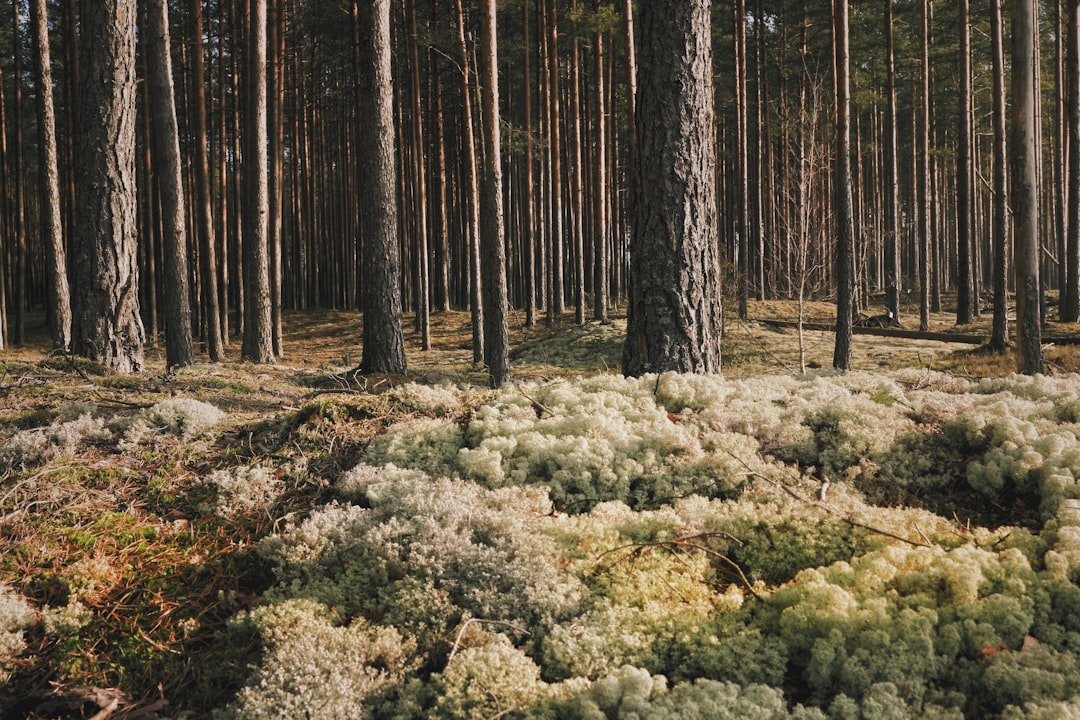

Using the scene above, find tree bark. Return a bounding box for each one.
[455,0,483,362]
[11,2,25,345]
[241,0,275,362]
[623,0,722,377]
[522,0,537,326]
[883,0,901,321]
[593,0,609,322]
[919,0,931,331]
[989,0,1009,351]
[72,0,144,372]
[357,0,406,374]
[145,0,194,368]
[1012,0,1045,374]
[956,0,975,325]
[187,0,224,360]
[832,0,855,370]
[29,0,72,350]
[478,0,509,386]
[1064,0,1080,321]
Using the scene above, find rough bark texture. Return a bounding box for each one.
[478,0,509,387]
[241,0,275,363]
[622,0,722,377]
[1012,0,1045,374]
[72,0,144,373]
[145,0,194,368]
[29,0,71,350]
[357,0,406,374]
[832,0,855,370]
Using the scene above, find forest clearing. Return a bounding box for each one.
[2,303,1080,718]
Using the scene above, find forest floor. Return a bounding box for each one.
[2,297,1080,718]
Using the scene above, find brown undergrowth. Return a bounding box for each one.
[0,300,1076,717]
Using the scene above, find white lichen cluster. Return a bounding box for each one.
[0,584,36,684]
[213,370,1080,718]
[386,381,471,416]
[117,397,225,449]
[198,464,288,516]
[0,412,111,466]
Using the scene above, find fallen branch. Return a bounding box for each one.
[726,452,932,549]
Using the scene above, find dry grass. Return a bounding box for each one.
[0,299,1078,716]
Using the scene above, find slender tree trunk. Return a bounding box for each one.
[29,0,72,350]
[919,0,931,331]
[357,0,406,374]
[884,0,901,321]
[832,0,855,370]
[268,0,284,356]
[73,0,144,372]
[1064,0,1080,321]
[545,0,564,323]
[145,0,194,368]
[623,0,722,377]
[478,0,509,386]
[241,0,274,362]
[593,0,609,322]
[11,2,25,345]
[408,1,430,350]
[455,0,483,362]
[431,37,451,313]
[990,0,1009,351]
[522,0,536,326]
[956,0,974,324]
[187,0,224,359]
[1012,0,1044,374]
[734,0,749,320]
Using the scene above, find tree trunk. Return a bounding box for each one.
[478,0,509,386]
[832,0,855,370]
[241,0,274,362]
[623,0,722,377]
[72,0,144,372]
[11,2,25,345]
[29,0,72,350]
[956,0,974,325]
[734,0,749,320]
[455,0,483,362]
[593,0,609,322]
[357,0,406,374]
[919,0,931,331]
[522,0,537,326]
[544,0,564,323]
[268,0,284,356]
[883,0,901,321]
[1064,0,1080,321]
[187,0,224,360]
[145,0,194,368]
[1012,0,1045,374]
[407,0,430,350]
[989,0,1009,351]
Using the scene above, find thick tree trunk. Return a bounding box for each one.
[241,0,275,362]
[832,0,855,370]
[357,0,406,374]
[478,0,509,387]
[623,0,722,377]
[29,0,72,350]
[145,0,194,368]
[268,0,284,356]
[1012,0,1045,374]
[72,0,144,373]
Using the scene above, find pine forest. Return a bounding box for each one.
[5,0,1080,717]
